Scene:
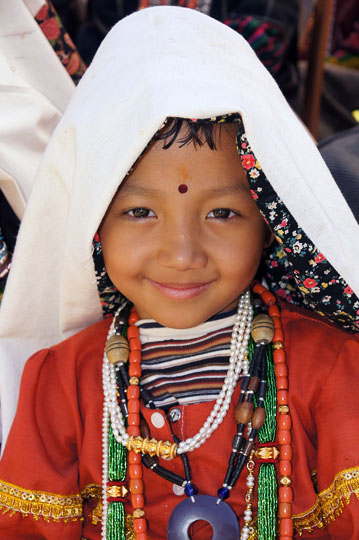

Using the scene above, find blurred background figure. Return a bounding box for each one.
[56,0,301,104]
[54,0,358,140]
[299,0,359,139]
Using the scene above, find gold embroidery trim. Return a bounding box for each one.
[6,467,357,532]
[293,466,359,535]
[0,479,83,522]
[81,483,102,500]
[81,483,102,525]
[0,478,144,537]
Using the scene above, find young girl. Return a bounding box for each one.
[0,6,359,540]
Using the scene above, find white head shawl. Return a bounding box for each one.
[1,6,359,445]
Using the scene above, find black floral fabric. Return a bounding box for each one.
[236,123,359,332]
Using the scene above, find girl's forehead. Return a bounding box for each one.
[121,123,248,192]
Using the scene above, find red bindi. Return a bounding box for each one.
[178,184,188,194]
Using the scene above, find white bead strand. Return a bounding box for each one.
[177,290,253,454]
[101,304,128,540]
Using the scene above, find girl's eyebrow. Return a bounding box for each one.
[117,183,249,197]
[209,184,250,196]
[116,184,158,197]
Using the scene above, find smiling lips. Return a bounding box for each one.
[148,279,213,300]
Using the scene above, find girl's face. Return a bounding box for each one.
[100,125,271,328]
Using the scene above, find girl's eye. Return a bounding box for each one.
[207,208,237,219]
[126,207,155,218]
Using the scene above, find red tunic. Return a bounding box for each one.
[0,302,359,539]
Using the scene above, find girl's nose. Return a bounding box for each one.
[157,222,208,271]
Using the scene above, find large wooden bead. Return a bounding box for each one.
[235,400,253,424]
[105,335,129,364]
[248,376,260,392]
[251,406,266,430]
[251,314,275,344]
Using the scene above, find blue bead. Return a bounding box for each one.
[184,483,198,497]
[217,487,230,500]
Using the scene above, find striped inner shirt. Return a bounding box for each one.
[136,308,237,408]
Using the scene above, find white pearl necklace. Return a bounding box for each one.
[102,291,253,456]
[101,320,117,540]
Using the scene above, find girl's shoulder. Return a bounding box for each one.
[280,300,359,395]
[23,317,112,383]
[49,316,112,360]
[280,299,359,347]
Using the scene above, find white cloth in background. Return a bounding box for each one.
[0,0,74,218]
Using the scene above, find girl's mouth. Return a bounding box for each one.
[147,279,213,300]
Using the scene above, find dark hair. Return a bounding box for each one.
[156,118,217,150]
[156,114,240,150]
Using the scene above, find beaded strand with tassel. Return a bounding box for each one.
[253,282,293,540]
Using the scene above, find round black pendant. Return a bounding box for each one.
[167,494,240,539]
